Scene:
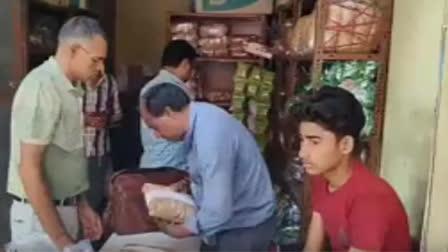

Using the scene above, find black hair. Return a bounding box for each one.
[161,40,198,67]
[296,85,365,142]
[142,83,191,117]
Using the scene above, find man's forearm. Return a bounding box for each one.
[20,163,74,249]
[304,240,323,252]
[77,193,89,208]
[303,212,325,252]
[164,224,195,239]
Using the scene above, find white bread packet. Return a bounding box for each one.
[142,183,197,224]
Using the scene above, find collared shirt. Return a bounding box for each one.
[83,74,122,157]
[8,57,89,200]
[139,70,193,169]
[183,102,276,238]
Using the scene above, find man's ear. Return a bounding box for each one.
[339,135,355,155]
[69,43,81,55]
[179,59,190,69]
[164,107,175,118]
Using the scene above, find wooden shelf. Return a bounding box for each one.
[212,101,232,107]
[274,51,382,62]
[197,56,263,64]
[319,52,382,61]
[169,12,267,20]
[196,98,231,107]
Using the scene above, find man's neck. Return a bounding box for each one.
[323,158,356,192]
[163,66,182,81]
[55,49,76,84]
[183,105,192,130]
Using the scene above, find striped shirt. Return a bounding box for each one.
[83,74,122,157]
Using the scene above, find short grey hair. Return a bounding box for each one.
[58,16,106,46]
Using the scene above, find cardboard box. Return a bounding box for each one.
[195,0,273,14]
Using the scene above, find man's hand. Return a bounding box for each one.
[85,113,107,129]
[349,248,377,252]
[168,178,190,193]
[78,197,103,241]
[154,218,194,239]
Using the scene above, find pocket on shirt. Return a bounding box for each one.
[52,117,83,152]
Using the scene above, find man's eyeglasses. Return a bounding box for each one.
[78,46,104,66]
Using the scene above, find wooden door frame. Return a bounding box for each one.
[12,0,28,83]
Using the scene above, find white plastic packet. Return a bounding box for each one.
[63,240,95,252]
[5,239,93,252]
[142,183,197,224]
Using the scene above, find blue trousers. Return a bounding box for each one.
[200,215,276,252]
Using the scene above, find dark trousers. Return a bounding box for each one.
[200,215,276,252]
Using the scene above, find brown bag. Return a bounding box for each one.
[102,168,188,236]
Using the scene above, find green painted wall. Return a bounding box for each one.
[381,0,445,240]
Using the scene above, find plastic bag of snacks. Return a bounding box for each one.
[229,36,261,58]
[171,22,197,34]
[198,37,229,56]
[246,66,262,97]
[231,95,246,113]
[142,183,196,224]
[287,13,315,55]
[246,80,259,98]
[249,66,263,81]
[233,78,247,95]
[171,22,199,48]
[257,70,274,102]
[199,23,229,37]
[234,63,252,79]
[231,63,275,151]
[198,37,229,50]
[287,0,383,55]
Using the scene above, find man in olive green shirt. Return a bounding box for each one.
[7,16,107,251]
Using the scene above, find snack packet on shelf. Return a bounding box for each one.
[233,112,246,123]
[233,78,247,96]
[246,80,259,98]
[234,63,252,79]
[171,22,197,34]
[199,23,229,37]
[249,66,262,81]
[231,95,246,113]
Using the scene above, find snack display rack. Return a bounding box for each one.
[167,12,268,108]
[268,0,394,246]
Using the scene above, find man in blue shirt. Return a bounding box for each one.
[139,40,197,169]
[141,83,276,251]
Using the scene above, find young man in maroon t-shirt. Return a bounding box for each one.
[297,86,411,252]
